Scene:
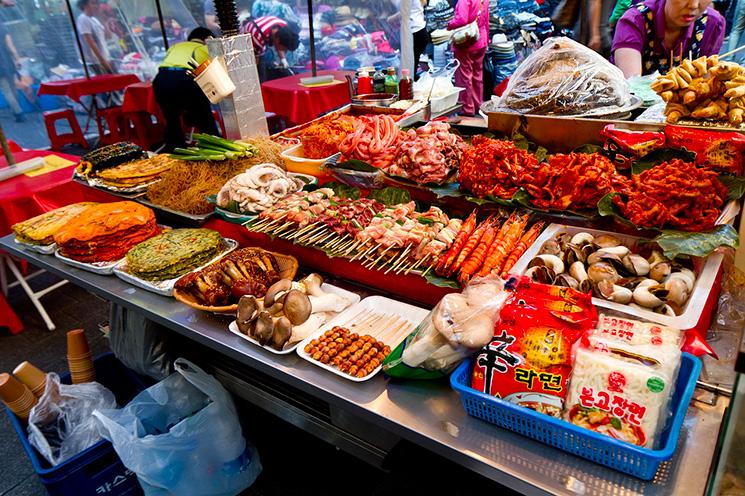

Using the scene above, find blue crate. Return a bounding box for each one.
[450,352,701,480]
[5,353,148,496]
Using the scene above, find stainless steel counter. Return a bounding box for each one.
[1,234,728,496]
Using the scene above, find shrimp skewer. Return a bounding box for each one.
[435,211,477,275]
[458,218,499,283]
[447,215,494,277]
[500,221,545,278]
[476,213,529,277]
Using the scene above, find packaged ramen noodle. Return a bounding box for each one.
[589,315,684,378]
[563,346,680,448]
[471,281,597,418]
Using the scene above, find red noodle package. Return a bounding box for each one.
[471,279,598,417]
[665,125,745,175]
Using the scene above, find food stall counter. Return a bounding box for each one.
[0,233,729,496]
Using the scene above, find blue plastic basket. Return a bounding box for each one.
[450,352,701,480]
[5,353,148,496]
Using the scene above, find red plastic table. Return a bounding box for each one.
[122,81,164,120]
[38,74,140,103]
[261,70,353,125]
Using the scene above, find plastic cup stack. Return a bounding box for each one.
[12,361,47,398]
[0,373,38,421]
[66,329,96,384]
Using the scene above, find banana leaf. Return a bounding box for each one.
[719,175,745,202]
[654,225,739,259]
[597,193,739,258]
[330,159,378,173]
[573,144,604,154]
[424,272,461,288]
[367,187,411,206]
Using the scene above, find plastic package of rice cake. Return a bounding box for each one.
[564,315,683,448]
[471,279,597,418]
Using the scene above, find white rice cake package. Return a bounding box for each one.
[563,347,679,448]
[589,315,684,378]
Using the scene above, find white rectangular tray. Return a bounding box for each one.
[296,295,428,382]
[54,249,121,275]
[228,283,361,354]
[14,237,56,255]
[509,223,724,332]
[112,238,238,296]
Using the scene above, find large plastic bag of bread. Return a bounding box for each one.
[498,37,632,116]
[382,276,509,379]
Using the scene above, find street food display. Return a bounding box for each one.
[216,164,304,214]
[173,248,296,309]
[146,137,285,216]
[496,37,633,116]
[12,203,97,247]
[53,201,160,263]
[124,228,229,281]
[10,66,745,486]
[613,159,728,231]
[299,115,358,159]
[232,273,357,352]
[651,56,745,127]
[76,142,146,178]
[93,155,177,190]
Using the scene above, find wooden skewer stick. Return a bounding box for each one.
[720,44,745,59]
[404,255,430,275]
[289,222,320,239]
[296,225,326,243]
[421,261,435,277]
[315,232,338,248]
[349,242,373,261]
[340,239,362,256]
[377,319,410,345]
[384,246,412,274]
[325,234,349,250]
[321,234,343,249]
[364,245,393,269]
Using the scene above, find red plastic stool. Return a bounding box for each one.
[212,109,226,136]
[96,106,127,145]
[43,109,88,150]
[125,111,165,150]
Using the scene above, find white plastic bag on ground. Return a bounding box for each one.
[28,373,117,466]
[93,358,261,496]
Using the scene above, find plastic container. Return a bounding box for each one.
[450,352,701,479]
[429,87,464,114]
[5,353,148,496]
[195,56,236,104]
[510,223,724,337]
[281,143,335,178]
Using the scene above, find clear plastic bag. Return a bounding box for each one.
[498,37,632,115]
[383,276,508,378]
[93,358,261,496]
[28,373,117,466]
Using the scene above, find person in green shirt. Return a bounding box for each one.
[610,0,633,26]
[152,27,220,152]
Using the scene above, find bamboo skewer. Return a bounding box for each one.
[384,246,412,274]
[316,232,338,248]
[289,222,320,239]
[296,225,326,243]
[404,255,430,275]
[307,230,332,244]
[340,239,362,256]
[351,243,375,261]
[721,44,745,59]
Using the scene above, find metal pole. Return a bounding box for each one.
[0,124,15,166]
[154,0,169,50]
[64,0,90,79]
[306,0,316,76]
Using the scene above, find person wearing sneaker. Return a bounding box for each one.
[0,0,24,122]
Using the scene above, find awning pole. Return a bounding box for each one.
[64,0,90,79]
[306,0,316,76]
[154,0,169,50]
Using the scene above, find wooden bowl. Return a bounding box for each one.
[172,249,299,314]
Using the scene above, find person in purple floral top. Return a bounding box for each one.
[612,0,725,77]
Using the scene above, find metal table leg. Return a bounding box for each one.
[2,255,68,331]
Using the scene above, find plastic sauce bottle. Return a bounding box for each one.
[372,66,386,93]
[399,69,413,100]
[384,67,398,94]
[357,71,373,95]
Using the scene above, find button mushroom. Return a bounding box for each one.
[283,289,312,325]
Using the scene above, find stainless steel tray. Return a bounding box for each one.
[112,238,238,296]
